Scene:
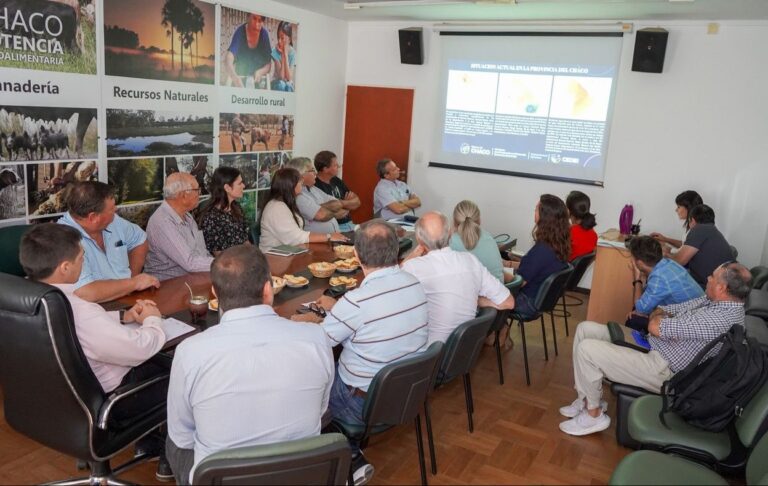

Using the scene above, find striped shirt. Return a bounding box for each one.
[635,258,704,315]
[649,296,745,372]
[145,202,214,281]
[322,266,428,391]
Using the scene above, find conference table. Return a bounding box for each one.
[114,241,363,343]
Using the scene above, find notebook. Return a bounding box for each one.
[264,244,309,256]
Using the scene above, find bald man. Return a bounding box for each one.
[401,211,515,345]
[145,173,214,280]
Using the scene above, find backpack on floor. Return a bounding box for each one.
[659,325,768,432]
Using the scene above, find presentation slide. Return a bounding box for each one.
[432,33,623,186]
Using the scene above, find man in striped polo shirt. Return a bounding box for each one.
[310,219,428,485]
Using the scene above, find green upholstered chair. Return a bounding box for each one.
[192,433,351,485]
[0,223,31,276]
[330,342,444,486]
[610,426,768,485]
[627,381,768,473]
[510,264,574,386]
[751,266,768,290]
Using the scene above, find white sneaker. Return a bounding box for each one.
[559,398,608,418]
[559,410,611,436]
[352,458,374,485]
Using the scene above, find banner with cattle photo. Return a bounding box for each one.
[0,0,97,74]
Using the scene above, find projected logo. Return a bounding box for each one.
[460,143,470,155]
[549,154,561,164]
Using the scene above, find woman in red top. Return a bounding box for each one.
[566,191,598,261]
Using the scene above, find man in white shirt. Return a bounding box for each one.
[373,158,421,220]
[286,157,348,233]
[402,211,515,345]
[166,245,334,484]
[19,223,172,480]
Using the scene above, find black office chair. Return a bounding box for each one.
[0,273,169,485]
[433,308,497,433]
[193,433,351,485]
[0,223,31,276]
[511,264,574,386]
[750,266,768,290]
[330,342,444,486]
[557,251,596,336]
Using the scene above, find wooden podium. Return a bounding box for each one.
[586,242,636,324]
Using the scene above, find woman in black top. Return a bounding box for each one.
[198,167,249,255]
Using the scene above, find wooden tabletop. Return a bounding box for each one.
[116,241,362,319]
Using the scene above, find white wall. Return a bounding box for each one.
[345,20,768,267]
[226,0,348,157]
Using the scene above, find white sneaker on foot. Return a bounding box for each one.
[352,455,374,485]
[559,398,608,418]
[559,410,611,436]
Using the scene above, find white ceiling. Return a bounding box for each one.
[268,0,768,22]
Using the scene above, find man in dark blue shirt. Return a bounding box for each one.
[223,14,272,89]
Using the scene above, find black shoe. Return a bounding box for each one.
[155,458,174,483]
[351,453,374,485]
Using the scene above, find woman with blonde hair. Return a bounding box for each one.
[449,200,510,283]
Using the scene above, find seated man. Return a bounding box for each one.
[314,150,360,232]
[292,220,428,485]
[373,158,421,220]
[286,157,348,233]
[19,223,172,479]
[401,211,515,345]
[558,262,751,437]
[58,181,159,302]
[627,236,704,344]
[669,204,734,287]
[166,245,334,485]
[145,173,214,280]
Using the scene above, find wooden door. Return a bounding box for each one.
[342,85,414,221]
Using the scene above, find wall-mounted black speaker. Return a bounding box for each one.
[398,27,423,65]
[632,28,669,73]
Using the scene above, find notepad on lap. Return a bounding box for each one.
[123,317,196,341]
[265,244,309,256]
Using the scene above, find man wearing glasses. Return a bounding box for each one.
[145,173,214,280]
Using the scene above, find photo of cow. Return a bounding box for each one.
[219,113,293,154]
[0,164,26,221]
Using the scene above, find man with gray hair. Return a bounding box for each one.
[401,211,515,345]
[558,262,752,437]
[285,157,348,233]
[291,220,428,485]
[145,172,214,280]
[373,158,421,219]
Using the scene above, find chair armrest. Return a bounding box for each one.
[148,351,174,369]
[98,373,170,430]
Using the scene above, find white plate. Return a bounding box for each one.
[335,266,359,274]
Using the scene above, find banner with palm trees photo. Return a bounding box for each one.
[104,0,215,85]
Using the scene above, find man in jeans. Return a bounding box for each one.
[558,262,751,437]
[292,220,428,485]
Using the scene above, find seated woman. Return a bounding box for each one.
[449,200,509,283]
[650,190,703,250]
[198,167,249,255]
[259,167,346,250]
[566,190,598,261]
[508,194,570,319]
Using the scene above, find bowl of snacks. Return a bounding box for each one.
[334,257,360,273]
[283,274,310,288]
[330,275,358,289]
[308,262,336,278]
[272,275,286,294]
[333,244,356,260]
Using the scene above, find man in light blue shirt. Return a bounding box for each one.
[166,245,334,485]
[373,158,421,220]
[58,182,159,303]
[292,220,428,485]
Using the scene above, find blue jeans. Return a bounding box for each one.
[338,222,355,233]
[328,369,366,456]
[513,292,538,320]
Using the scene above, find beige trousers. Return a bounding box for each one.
[573,321,673,410]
